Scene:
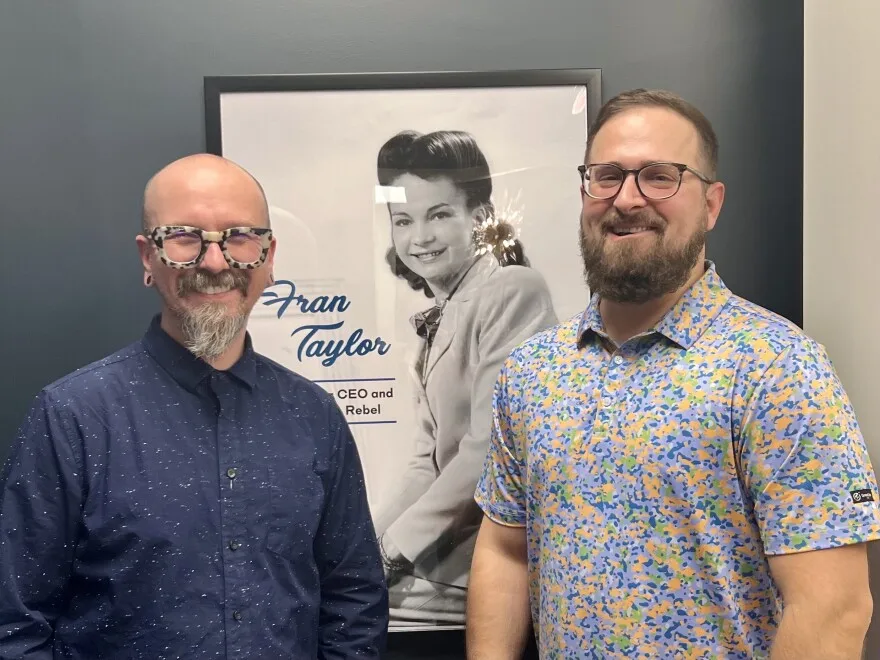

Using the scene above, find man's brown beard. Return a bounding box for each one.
[579,210,706,304]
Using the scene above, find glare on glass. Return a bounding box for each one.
[577,162,713,200]
[147,225,273,269]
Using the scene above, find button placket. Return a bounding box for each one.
[602,352,624,407]
[210,372,248,639]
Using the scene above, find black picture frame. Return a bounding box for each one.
[200,67,601,658]
[204,68,602,155]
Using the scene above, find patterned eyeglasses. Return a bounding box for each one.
[147,226,273,269]
[578,162,714,201]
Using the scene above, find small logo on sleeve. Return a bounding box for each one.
[850,489,875,503]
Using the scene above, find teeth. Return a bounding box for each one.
[416,251,443,258]
[201,286,233,294]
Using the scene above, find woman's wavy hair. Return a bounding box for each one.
[376,129,529,298]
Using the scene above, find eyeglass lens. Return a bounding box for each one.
[586,163,682,199]
[163,230,264,264]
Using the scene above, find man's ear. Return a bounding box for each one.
[705,181,725,231]
[265,236,277,272]
[136,234,153,274]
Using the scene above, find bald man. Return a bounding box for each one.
[0,154,388,659]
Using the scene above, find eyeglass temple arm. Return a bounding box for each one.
[684,165,714,184]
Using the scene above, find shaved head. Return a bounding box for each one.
[142,153,270,233]
[136,152,277,366]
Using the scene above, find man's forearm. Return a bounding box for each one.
[769,600,871,660]
[465,532,532,660]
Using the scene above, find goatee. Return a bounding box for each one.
[180,303,249,361]
[579,210,706,304]
[175,269,251,360]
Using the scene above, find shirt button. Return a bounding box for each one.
[228,540,240,551]
[233,611,242,621]
[602,397,613,407]
[613,355,624,364]
[226,467,237,479]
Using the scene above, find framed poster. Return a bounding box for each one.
[204,68,601,632]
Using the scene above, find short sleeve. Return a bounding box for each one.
[740,340,880,555]
[475,362,527,527]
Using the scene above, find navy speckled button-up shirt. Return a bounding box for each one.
[0,315,388,659]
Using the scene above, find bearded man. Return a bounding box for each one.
[466,90,879,659]
[0,154,388,659]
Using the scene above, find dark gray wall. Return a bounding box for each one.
[0,0,805,455]
[0,1,805,657]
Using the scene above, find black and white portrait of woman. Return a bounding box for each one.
[370,129,559,628]
[210,75,595,634]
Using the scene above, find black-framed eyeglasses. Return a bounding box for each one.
[147,225,273,269]
[577,162,714,201]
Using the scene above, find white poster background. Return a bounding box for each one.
[218,83,588,598]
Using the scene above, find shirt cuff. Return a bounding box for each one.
[474,493,527,527]
[381,533,403,561]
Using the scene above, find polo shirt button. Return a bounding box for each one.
[228,540,240,551]
[233,611,242,621]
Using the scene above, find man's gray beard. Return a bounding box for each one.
[168,268,252,361]
[179,302,249,361]
[579,213,707,304]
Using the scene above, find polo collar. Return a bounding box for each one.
[577,261,731,350]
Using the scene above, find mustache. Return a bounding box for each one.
[177,269,250,296]
[599,209,665,233]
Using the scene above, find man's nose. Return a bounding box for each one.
[613,173,648,214]
[200,242,229,272]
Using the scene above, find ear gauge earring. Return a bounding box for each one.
[269,272,275,285]
[144,272,153,287]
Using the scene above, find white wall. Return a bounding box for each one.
[804,1,880,654]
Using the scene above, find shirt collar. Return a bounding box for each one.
[577,260,731,350]
[142,314,258,393]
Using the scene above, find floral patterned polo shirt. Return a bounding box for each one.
[475,261,880,659]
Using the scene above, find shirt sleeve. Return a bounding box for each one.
[314,402,388,660]
[0,390,83,658]
[740,339,880,555]
[474,360,528,527]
